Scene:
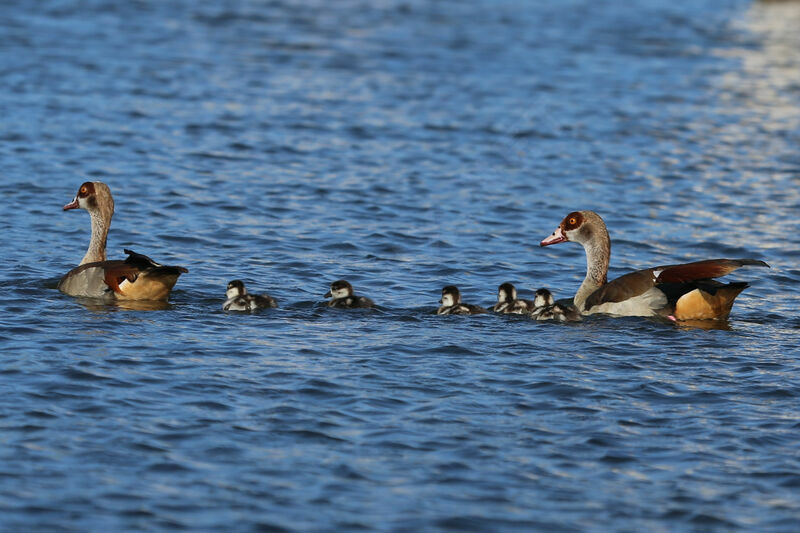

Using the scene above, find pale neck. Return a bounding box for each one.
[573,229,610,311]
[79,210,110,265]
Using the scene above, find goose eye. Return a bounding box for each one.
[80,186,87,194]
[568,217,576,225]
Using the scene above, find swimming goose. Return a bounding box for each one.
[437,285,487,315]
[492,282,535,314]
[540,210,769,320]
[324,280,374,308]
[58,182,188,301]
[223,280,278,311]
[529,288,582,322]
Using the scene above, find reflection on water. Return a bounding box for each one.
[729,1,800,124]
[661,0,800,261]
[675,318,732,331]
[74,297,174,312]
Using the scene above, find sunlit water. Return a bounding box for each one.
[2,1,799,531]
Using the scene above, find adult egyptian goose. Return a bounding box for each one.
[491,282,535,314]
[324,280,374,308]
[58,182,188,301]
[540,211,769,320]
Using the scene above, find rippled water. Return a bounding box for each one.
[2,0,800,531]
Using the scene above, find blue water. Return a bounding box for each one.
[2,0,800,531]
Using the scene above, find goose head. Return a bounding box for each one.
[325,280,354,299]
[440,285,461,307]
[64,181,114,216]
[497,282,517,304]
[540,211,608,248]
[533,288,555,308]
[226,280,247,299]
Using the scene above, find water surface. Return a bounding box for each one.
[2,1,800,531]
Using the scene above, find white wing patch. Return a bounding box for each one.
[587,287,667,317]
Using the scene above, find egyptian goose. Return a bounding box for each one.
[529,288,582,322]
[492,282,535,314]
[58,182,188,301]
[540,211,769,320]
[324,280,374,308]
[437,285,487,315]
[223,280,278,311]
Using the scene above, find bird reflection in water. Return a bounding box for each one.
[74,297,173,312]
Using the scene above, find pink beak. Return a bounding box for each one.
[540,226,566,246]
[63,197,79,210]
